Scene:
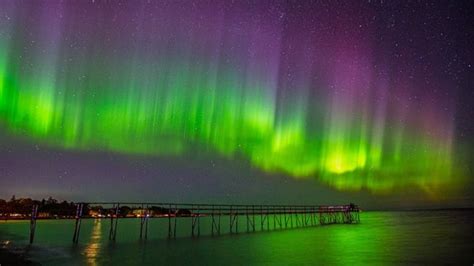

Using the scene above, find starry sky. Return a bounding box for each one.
[0,1,473,209]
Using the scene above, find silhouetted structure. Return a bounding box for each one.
[19,201,361,244]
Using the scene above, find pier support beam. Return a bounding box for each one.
[211,206,221,236]
[29,204,38,244]
[252,205,255,232]
[229,206,238,234]
[266,207,270,230]
[290,208,294,228]
[139,204,149,240]
[109,204,119,241]
[229,207,239,234]
[168,204,177,239]
[246,206,249,232]
[191,205,200,237]
[72,203,84,243]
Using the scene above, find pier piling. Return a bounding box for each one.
[109,204,119,241]
[72,203,83,243]
[29,204,38,244]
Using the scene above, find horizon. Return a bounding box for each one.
[1,195,473,212]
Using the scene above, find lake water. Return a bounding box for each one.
[1,211,473,265]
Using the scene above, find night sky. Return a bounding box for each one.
[0,1,473,209]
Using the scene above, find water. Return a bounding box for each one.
[1,211,473,265]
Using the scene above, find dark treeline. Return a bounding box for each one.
[0,196,77,217]
[0,196,191,219]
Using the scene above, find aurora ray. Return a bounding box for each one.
[0,1,467,196]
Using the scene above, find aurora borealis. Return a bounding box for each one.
[0,1,472,204]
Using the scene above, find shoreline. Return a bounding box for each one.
[2,208,473,221]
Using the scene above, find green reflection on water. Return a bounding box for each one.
[1,211,473,265]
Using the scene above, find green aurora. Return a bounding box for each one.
[0,59,459,195]
[0,1,465,197]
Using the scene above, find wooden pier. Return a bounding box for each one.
[27,202,360,244]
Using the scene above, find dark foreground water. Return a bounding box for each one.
[1,211,473,265]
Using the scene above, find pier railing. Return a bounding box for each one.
[25,202,360,244]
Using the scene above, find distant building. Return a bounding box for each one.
[38,212,50,218]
